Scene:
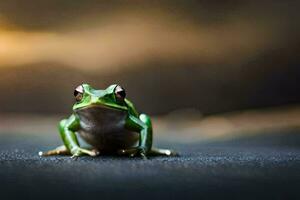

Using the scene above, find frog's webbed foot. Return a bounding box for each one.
[39,145,100,157]
[39,145,70,156]
[71,147,100,158]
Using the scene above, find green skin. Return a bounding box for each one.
[40,84,175,158]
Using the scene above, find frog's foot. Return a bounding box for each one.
[39,146,100,157]
[117,147,177,158]
[149,148,178,157]
[117,148,147,159]
[71,147,100,158]
[39,145,70,156]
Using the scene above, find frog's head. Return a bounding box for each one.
[72,83,127,111]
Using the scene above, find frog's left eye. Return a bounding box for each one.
[114,85,126,100]
[74,85,84,101]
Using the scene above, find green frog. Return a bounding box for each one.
[40,84,176,158]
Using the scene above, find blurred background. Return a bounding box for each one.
[0,0,300,144]
[1,2,300,199]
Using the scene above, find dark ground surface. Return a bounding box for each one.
[0,132,300,200]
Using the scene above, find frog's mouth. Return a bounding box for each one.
[74,104,124,113]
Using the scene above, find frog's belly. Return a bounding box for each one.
[75,106,139,151]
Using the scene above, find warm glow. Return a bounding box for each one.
[0,11,282,72]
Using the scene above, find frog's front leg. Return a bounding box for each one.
[59,115,99,157]
[41,115,98,157]
[121,114,177,158]
[124,114,153,158]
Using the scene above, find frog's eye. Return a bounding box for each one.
[74,85,84,101]
[114,85,126,100]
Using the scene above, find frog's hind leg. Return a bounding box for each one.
[39,145,70,156]
[148,148,178,157]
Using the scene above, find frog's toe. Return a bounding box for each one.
[139,152,148,160]
[91,149,100,156]
[79,148,99,157]
[71,154,79,159]
[39,145,70,156]
[149,148,178,157]
[70,147,97,157]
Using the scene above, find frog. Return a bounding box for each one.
[39,83,176,158]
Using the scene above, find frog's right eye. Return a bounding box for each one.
[74,85,84,101]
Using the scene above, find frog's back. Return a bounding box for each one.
[75,106,139,151]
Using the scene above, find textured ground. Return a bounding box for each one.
[0,130,300,200]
